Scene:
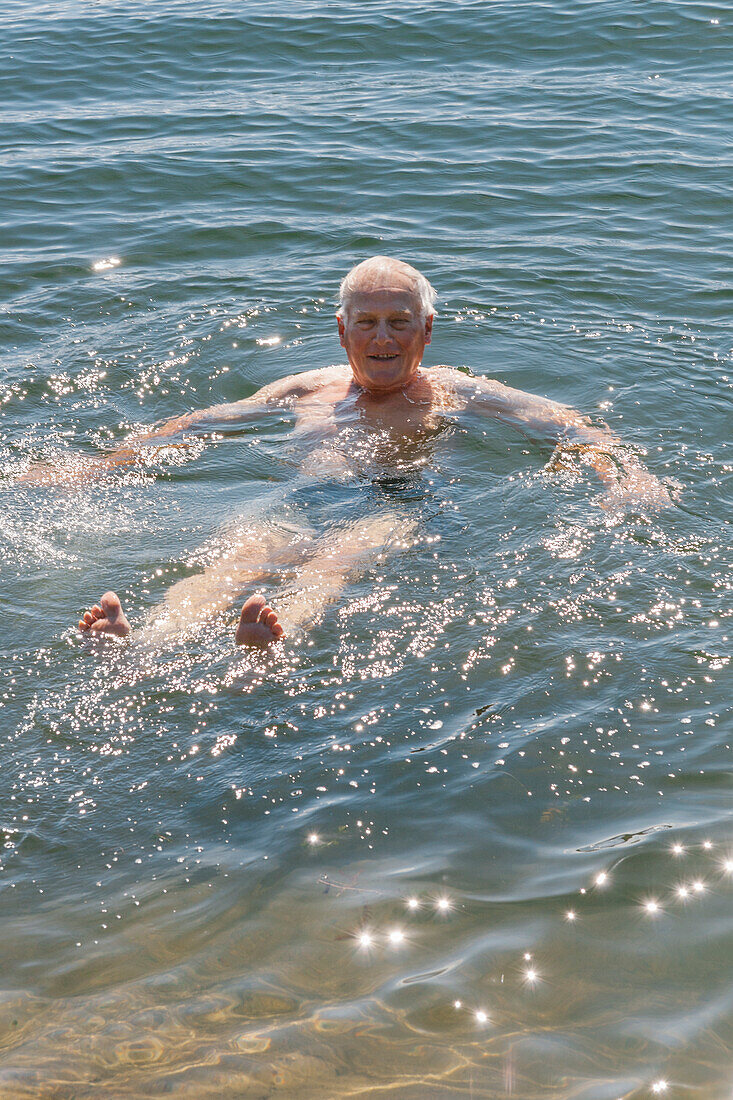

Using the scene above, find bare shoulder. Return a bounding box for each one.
[430,366,557,407]
[426,364,463,382]
[425,364,490,390]
[424,364,495,402]
[423,367,577,434]
[257,364,349,403]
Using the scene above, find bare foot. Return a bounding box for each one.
[78,591,131,638]
[235,593,284,647]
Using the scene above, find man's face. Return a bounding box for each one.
[337,283,433,395]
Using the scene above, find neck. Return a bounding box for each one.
[353,367,422,398]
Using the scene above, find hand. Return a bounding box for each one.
[600,465,672,513]
[17,461,89,486]
[547,441,673,513]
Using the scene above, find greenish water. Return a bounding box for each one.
[1,1,731,1096]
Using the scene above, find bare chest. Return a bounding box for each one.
[295,374,458,439]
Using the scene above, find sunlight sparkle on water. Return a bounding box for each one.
[3,2,732,1095]
[92,256,121,272]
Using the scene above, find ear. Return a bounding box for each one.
[336,314,347,347]
[424,314,434,345]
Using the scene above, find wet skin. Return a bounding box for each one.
[68,267,670,644]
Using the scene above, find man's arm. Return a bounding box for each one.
[449,371,670,509]
[19,370,324,484]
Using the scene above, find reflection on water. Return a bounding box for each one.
[2,402,731,1095]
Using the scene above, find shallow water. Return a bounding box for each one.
[1,1,732,1096]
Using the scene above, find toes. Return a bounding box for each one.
[100,591,122,620]
[80,602,105,630]
[79,593,127,635]
[240,593,267,624]
[235,595,285,647]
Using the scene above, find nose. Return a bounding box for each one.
[374,319,391,344]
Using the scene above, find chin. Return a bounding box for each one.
[354,362,415,392]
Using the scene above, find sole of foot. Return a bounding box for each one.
[235,593,284,647]
[78,591,131,638]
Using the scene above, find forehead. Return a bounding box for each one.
[347,284,421,317]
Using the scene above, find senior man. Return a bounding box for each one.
[66,256,668,645]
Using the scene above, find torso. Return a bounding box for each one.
[292,365,463,441]
[283,365,466,481]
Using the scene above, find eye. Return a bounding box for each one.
[390,319,409,329]
[356,319,374,327]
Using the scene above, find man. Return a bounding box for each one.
[44,256,667,645]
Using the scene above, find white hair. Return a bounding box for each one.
[338,256,438,322]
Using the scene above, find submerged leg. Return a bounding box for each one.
[77,518,313,645]
[235,510,414,646]
[142,519,315,644]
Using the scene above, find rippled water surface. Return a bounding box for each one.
[1,1,732,1096]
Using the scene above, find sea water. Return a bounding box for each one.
[1,1,731,1095]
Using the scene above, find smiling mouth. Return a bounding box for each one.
[368,353,399,361]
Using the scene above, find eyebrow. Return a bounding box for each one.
[353,309,413,319]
